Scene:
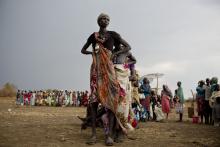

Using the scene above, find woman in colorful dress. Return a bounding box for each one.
[72,91,77,106]
[196,80,205,123]
[139,78,151,121]
[161,85,173,120]
[31,91,36,106]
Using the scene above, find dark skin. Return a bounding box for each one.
[127,54,137,81]
[81,15,131,145]
[113,45,136,81]
[127,54,136,65]
[81,16,131,56]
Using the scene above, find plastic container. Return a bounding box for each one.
[192,116,199,123]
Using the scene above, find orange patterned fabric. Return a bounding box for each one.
[89,33,130,132]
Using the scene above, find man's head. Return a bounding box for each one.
[162,85,166,90]
[151,90,156,95]
[199,80,205,86]
[177,81,181,87]
[143,78,150,84]
[206,78,210,85]
[97,13,110,28]
[211,77,218,85]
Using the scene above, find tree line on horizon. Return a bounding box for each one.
[0,83,17,97]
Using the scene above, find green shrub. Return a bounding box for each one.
[0,83,17,97]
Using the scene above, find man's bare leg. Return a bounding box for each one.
[102,110,114,146]
[86,102,98,145]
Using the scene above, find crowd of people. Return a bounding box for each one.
[79,13,197,146]
[14,77,220,129]
[132,76,220,127]
[196,77,220,126]
[131,78,184,123]
[13,13,220,146]
[15,90,89,107]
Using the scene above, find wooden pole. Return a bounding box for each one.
[156,76,158,95]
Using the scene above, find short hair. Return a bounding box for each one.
[97,13,110,23]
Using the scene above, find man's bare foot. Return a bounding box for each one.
[86,136,97,145]
[105,136,113,146]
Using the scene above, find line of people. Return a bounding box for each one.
[15,90,89,107]
[196,77,220,126]
[132,78,185,123]
[79,13,190,145]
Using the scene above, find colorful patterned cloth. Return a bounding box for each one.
[89,34,131,133]
[161,94,170,113]
[115,64,136,129]
[196,97,205,115]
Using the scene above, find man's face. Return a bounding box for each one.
[206,80,210,85]
[98,16,110,27]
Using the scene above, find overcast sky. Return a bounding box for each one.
[0,0,220,98]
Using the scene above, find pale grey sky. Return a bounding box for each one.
[0,0,220,98]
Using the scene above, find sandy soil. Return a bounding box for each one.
[0,97,220,147]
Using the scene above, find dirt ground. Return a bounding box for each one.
[0,97,220,147]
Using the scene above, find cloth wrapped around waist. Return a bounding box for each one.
[114,64,130,91]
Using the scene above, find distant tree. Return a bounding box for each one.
[0,83,17,97]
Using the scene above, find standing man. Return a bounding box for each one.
[204,78,212,124]
[81,13,131,145]
[176,81,184,122]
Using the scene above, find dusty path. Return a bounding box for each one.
[0,97,220,147]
